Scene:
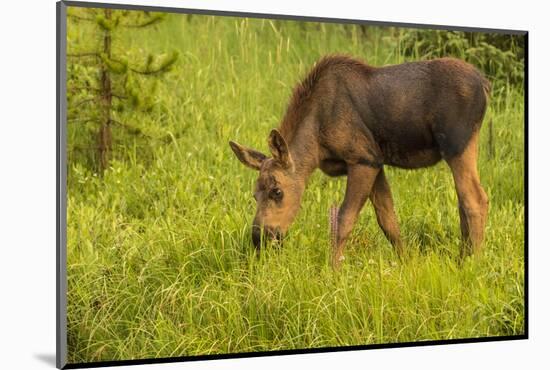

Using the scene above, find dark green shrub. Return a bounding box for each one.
[400,30,524,88]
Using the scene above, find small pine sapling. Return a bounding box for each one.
[67,8,178,172]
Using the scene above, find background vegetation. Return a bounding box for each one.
[66,8,525,364]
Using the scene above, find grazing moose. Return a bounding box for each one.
[229,55,490,269]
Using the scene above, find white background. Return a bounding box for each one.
[0,0,546,369]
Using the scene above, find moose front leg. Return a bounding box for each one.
[332,164,380,269]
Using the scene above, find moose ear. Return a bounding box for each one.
[268,129,293,169]
[229,141,267,170]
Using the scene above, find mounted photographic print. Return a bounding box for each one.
[56,1,527,368]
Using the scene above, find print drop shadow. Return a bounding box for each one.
[33,353,56,367]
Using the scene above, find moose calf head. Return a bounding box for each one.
[229,129,304,249]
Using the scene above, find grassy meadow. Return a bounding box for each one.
[66,11,525,363]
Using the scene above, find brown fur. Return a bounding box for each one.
[230,55,490,268]
[279,56,371,142]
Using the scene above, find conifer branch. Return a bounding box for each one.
[67,52,100,58]
[69,145,100,151]
[72,97,99,108]
[67,116,100,124]
[127,52,178,75]
[111,120,150,137]
[128,65,170,75]
[120,16,164,28]
[68,85,101,93]
[69,86,127,100]
[68,14,95,22]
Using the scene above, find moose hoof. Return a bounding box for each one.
[331,254,345,270]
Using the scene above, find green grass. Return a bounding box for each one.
[66,12,525,363]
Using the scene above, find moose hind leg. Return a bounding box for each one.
[370,169,403,255]
[446,132,489,258]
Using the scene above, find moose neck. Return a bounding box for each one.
[284,118,320,185]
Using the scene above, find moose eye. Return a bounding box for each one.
[269,188,283,201]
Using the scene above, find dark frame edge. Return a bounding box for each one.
[62,0,527,35]
[523,32,529,339]
[57,1,68,369]
[62,335,527,369]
